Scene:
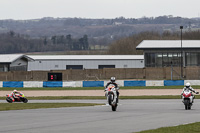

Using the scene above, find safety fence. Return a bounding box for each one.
[0,80,199,88]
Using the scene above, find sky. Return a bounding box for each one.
[0,0,200,20]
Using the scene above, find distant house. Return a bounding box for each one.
[0,54,34,72]
[136,40,200,67]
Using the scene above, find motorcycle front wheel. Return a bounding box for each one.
[108,94,113,105]
[184,99,190,110]
[112,105,117,111]
[23,98,28,103]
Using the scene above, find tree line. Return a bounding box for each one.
[0,31,89,54]
[108,30,200,55]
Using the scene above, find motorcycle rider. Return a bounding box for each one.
[105,77,119,102]
[10,89,22,102]
[181,82,199,103]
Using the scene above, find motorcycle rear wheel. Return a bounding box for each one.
[6,97,13,103]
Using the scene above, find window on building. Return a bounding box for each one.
[185,52,200,66]
[145,53,155,67]
[98,65,115,69]
[66,65,83,69]
[155,53,162,67]
[145,52,181,67]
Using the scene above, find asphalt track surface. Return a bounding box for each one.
[1,99,200,133]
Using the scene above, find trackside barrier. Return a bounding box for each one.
[184,80,200,86]
[1,80,200,88]
[43,81,62,87]
[0,81,2,87]
[124,81,146,86]
[146,80,164,86]
[83,81,104,87]
[104,80,124,87]
[63,81,82,87]
[24,81,43,87]
[164,80,184,86]
[3,81,23,88]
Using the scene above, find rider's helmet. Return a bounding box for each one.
[110,77,116,83]
[13,89,17,93]
[185,82,190,88]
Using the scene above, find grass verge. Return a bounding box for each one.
[0,103,102,111]
[1,95,200,100]
[1,86,200,91]
[136,122,200,133]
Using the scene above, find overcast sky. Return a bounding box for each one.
[0,0,200,20]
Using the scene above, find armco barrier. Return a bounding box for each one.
[83,81,104,87]
[164,80,184,86]
[3,81,23,88]
[43,81,62,87]
[124,81,146,86]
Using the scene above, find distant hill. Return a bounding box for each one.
[0,16,200,47]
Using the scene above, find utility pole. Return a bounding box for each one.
[180,26,183,79]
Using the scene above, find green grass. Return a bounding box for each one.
[136,122,200,133]
[1,95,200,100]
[0,103,102,111]
[1,86,199,91]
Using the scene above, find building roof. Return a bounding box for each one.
[136,40,200,50]
[27,55,144,60]
[0,54,34,63]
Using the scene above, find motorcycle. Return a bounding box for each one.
[6,93,28,103]
[105,85,118,111]
[182,89,199,110]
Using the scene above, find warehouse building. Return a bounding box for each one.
[27,55,144,71]
[0,54,34,72]
[136,40,200,67]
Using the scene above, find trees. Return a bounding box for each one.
[108,30,200,55]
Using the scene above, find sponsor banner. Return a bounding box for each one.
[146,80,164,86]
[164,80,184,86]
[184,80,200,86]
[83,81,104,87]
[43,81,62,87]
[24,81,43,87]
[124,81,146,86]
[3,81,23,88]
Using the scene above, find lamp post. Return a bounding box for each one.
[180,26,183,79]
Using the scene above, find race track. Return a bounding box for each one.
[1,99,200,133]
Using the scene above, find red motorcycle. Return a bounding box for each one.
[6,93,28,103]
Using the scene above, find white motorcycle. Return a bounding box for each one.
[105,85,118,111]
[182,89,199,110]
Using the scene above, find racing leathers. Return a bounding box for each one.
[10,91,22,102]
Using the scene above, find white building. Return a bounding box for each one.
[136,40,200,67]
[0,54,34,72]
[27,55,144,71]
